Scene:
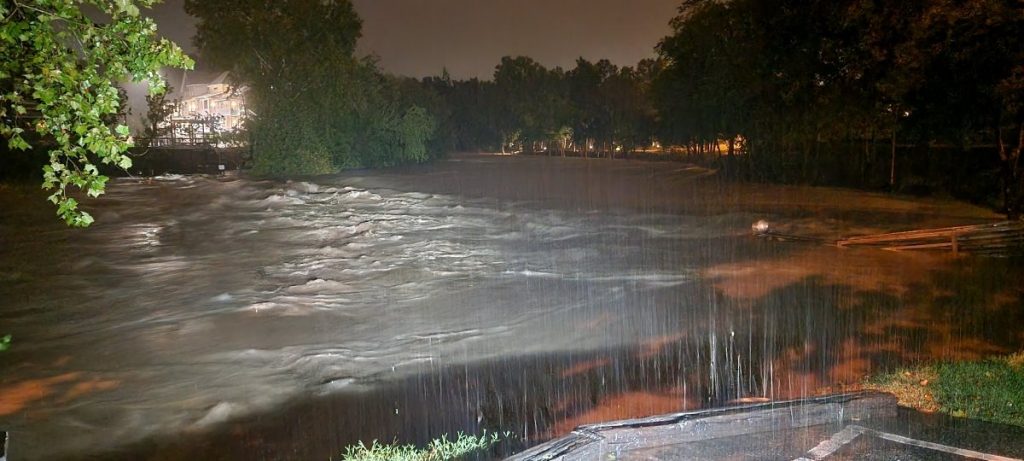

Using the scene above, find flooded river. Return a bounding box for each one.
[1,154,1021,459]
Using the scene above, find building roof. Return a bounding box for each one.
[209,71,230,85]
[164,69,234,97]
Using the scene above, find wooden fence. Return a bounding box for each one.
[835,221,1024,256]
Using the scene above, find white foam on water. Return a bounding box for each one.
[0,169,721,460]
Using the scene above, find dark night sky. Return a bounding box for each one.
[147,0,681,80]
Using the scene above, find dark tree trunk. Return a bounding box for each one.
[998,123,1024,220]
[889,128,897,189]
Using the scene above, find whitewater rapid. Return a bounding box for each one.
[1,155,1015,460]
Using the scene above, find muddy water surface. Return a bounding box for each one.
[1,154,1021,460]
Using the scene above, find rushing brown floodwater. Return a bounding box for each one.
[0,154,1022,460]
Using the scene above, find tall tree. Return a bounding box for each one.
[654,1,753,151]
[492,56,567,153]
[567,58,616,156]
[654,0,1023,212]
[604,65,657,155]
[186,0,361,97]
[909,0,1024,217]
[186,0,437,174]
[139,85,176,150]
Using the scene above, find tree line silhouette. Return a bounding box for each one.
[402,0,1023,217]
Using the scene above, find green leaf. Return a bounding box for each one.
[2,0,192,226]
[8,134,30,151]
[76,211,95,227]
[114,0,141,16]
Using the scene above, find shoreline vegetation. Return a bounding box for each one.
[341,432,507,461]
[178,0,1022,221]
[863,352,1024,427]
[4,1,1022,225]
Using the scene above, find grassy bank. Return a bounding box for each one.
[864,353,1024,427]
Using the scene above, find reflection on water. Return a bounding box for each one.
[0,155,1021,460]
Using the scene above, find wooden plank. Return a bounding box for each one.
[837,223,1007,246]
[885,236,1023,253]
[958,232,1024,243]
[884,242,954,251]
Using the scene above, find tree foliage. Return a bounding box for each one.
[139,84,175,149]
[1,0,192,226]
[414,56,658,158]
[186,0,438,176]
[653,0,1024,216]
[492,56,567,152]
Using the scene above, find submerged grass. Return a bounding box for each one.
[342,431,507,461]
[865,352,1024,427]
[865,366,941,413]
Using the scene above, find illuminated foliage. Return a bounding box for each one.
[186,0,438,176]
[0,0,193,226]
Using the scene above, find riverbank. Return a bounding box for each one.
[864,352,1024,427]
[517,145,1009,214]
